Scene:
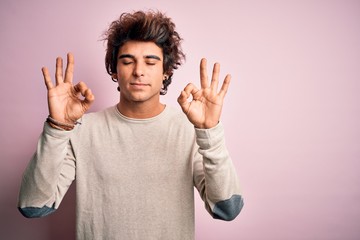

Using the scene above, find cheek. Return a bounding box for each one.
[116,68,130,82]
[154,67,165,82]
[154,72,165,87]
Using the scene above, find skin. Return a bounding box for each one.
[42,54,95,125]
[178,58,231,129]
[113,41,167,119]
[41,41,231,129]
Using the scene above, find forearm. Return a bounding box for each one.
[194,123,243,221]
[18,123,76,217]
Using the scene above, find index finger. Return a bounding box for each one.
[200,58,209,89]
[64,52,74,83]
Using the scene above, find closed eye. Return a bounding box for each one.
[122,61,133,65]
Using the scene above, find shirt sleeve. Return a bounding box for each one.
[193,122,244,221]
[17,122,76,218]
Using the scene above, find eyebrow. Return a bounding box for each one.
[145,55,161,61]
[118,54,161,61]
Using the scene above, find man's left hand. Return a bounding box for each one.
[178,58,231,129]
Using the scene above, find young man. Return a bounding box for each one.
[18,10,243,239]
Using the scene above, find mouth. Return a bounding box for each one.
[129,82,150,89]
[130,83,150,86]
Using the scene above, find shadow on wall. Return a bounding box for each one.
[0,182,76,240]
[48,184,76,240]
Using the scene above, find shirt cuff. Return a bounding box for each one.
[195,122,225,150]
[43,122,74,139]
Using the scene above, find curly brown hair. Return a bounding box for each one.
[103,10,185,95]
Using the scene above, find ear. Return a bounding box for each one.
[112,73,118,80]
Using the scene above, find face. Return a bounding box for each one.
[114,40,166,105]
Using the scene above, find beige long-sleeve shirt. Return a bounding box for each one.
[18,105,243,240]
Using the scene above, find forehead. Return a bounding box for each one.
[118,40,163,59]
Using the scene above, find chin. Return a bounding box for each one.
[121,90,160,104]
[126,95,151,103]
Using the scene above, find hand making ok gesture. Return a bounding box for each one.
[42,53,95,126]
[178,58,231,129]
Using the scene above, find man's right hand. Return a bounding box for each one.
[42,53,95,125]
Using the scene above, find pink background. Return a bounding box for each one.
[1,0,360,239]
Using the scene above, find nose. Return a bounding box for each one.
[133,62,145,77]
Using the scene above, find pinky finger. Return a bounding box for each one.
[219,74,231,98]
[42,67,54,90]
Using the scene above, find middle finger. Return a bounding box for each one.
[55,57,64,85]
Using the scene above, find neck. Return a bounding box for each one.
[117,98,165,119]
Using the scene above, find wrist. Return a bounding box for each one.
[46,116,80,131]
[195,121,219,129]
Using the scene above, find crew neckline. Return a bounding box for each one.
[113,104,168,123]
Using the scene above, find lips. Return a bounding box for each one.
[129,82,150,89]
[130,83,150,86]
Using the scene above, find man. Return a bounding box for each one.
[18,10,243,239]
